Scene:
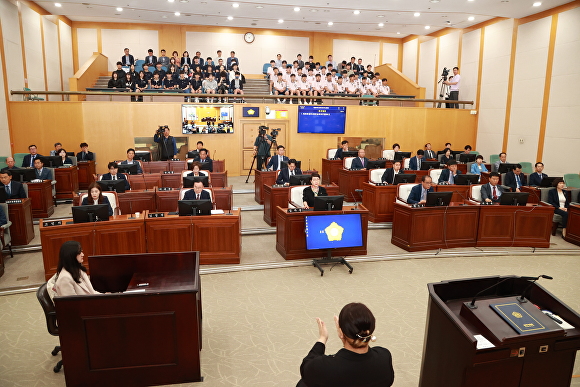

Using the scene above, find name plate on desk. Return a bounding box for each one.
[375,182,388,186]
[6,199,23,204]
[288,208,313,213]
[171,158,180,161]
[43,220,63,227]
[148,213,165,218]
[163,171,175,174]
[158,187,172,191]
[490,302,548,334]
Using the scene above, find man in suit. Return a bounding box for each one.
[121,48,134,66]
[350,149,369,170]
[154,126,177,161]
[438,142,453,156]
[438,161,462,184]
[493,152,507,172]
[227,51,239,71]
[481,172,504,203]
[184,181,211,200]
[76,142,94,161]
[504,164,527,192]
[276,159,302,185]
[0,204,6,226]
[1,157,20,172]
[381,160,403,184]
[50,142,62,156]
[22,144,42,168]
[194,148,213,172]
[101,162,131,191]
[335,141,349,159]
[408,150,425,171]
[145,49,157,66]
[408,175,434,204]
[33,159,52,180]
[267,145,289,171]
[120,148,143,174]
[424,143,436,160]
[528,162,547,186]
[0,170,27,198]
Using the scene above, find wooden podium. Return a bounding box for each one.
[321,159,342,184]
[77,160,96,190]
[338,169,368,202]
[254,170,277,204]
[361,183,398,223]
[54,166,79,199]
[564,203,580,246]
[27,180,54,218]
[7,198,34,245]
[419,275,580,387]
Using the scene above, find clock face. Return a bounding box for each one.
[244,32,255,43]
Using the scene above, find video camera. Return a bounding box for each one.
[258,125,281,139]
[440,67,449,81]
[156,125,169,135]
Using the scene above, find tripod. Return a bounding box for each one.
[245,134,278,183]
[436,77,449,108]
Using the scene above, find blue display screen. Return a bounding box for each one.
[297,106,346,134]
[305,214,363,250]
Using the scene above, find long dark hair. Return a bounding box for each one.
[339,303,376,349]
[56,241,86,283]
[87,181,104,204]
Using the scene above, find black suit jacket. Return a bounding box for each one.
[335,148,346,159]
[194,157,213,172]
[22,154,42,168]
[547,188,569,209]
[424,149,436,159]
[183,189,211,201]
[407,184,434,204]
[145,55,157,65]
[438,169,462,184]
[480,183,504,203]
[76,151,94,161]
[3,181,27,198]
[528,172,547,186]
[101,173,131,191]
[302,186,328,207]
[351,157,368,170]
[35,168,52,180]
[81,196,114,216]
[121,54,135,66]
[267,155,289,170]
[504,171,527,191]
[381,168,402,184]
[276,168,303,185]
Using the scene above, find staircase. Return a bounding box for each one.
[94,76,110,88]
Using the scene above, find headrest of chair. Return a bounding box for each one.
[383,150,395,160]
[328,149,338,159]
[429,169,443,181]
[397,183,418,201]
[470,185,483,202]
[344,157,355,169]
[370,169,386,183]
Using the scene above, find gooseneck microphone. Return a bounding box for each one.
[466,276,544,309]
[354,189,363,209]
[517,274,553,303]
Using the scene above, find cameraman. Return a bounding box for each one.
[154,126,178,161]
[443,67,460,108]
[253,129,273,171]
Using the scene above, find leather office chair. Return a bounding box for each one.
[469,185,483,203]
[327,149,338,159]
[343,157,355,169]
[179,187,215,209]
[36,282,63,373]
[382,150,395,160]
[79,192,120,215]
[46,167,58,207]
[68,156,78,166]
[539,187,563,236]
[396,183,418,204]
[289,186,308,208]
[369,169,386,184]
[571,189,580,203]
[429,169,443,183]
[0,203,13,257]
[403,158,411,169]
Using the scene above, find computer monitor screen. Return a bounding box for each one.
[420,161,440,170]
[497,163,520,174]
[459,153,477,163]
[187,151,200,159]
[116,163,139,175]
[538,176,561,187]
[305,213,363,250]
[183,175,209,188]
[366,160,387,169]
[500,192,529,206]
[9,169,37,182]
[134,151,151,162]
[394,173,416,184]
[289,174,312,186]
[426,191,453,207]
[341,151,358,158]
[39,156,62,168]
[178,199,212,216]
[313,195,344,211]
[72,204,110,223]
[297,105,346,134]
[96,179,126,193]
[66,152,75,157]
[394,152,412,161]
[454,174,480,185]
[281,160,302,170]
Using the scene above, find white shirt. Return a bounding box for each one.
[287,81,299,91]
[298,80,310,90]
[449,74,460,91]
[273,80,286,90]
[377,84,391,95]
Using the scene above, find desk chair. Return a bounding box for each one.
[429,169,443,183]
[370,169,386,184]
[396,183,418,204]
[0,156,7,170]
[13,153,28,169]
[0,203,13,257]
[469,184,483,203]
[327,149,338,159]
[519,162,533,174]
[539,187,563,236]
[382,150,395,160]
[23,87,44,101]
[179,187,215,209]
[289,186,308,208]
[564,173,580,188]
[47,167,58,206]
[344,157,355,169]
[36,282,63,373]
[403,158,410,169]
[79,192,120,215]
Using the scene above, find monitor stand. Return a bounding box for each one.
[312,249,353,276]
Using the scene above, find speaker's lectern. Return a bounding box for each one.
[419,276,580,387]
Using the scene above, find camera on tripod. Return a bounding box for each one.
[440,67,449,81]
[258,125,281,139]
[157,125,169,135]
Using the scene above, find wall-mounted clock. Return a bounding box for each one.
[244,32,255,44]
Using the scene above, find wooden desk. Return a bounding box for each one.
[338,169,369,201]
[521,186,541,204]
[321,159,343,184]
[361,183,398,223]
[213,186,233,210]
[127,173,162,190]
[275,205,369,260]
[153,187,233,212]
[564,204,580,246]
[392,202,480,252]
[145,210,241,264]
[210,171,228,188]
[142,161,169,173]
[39,215,146,280]
[27,180,54,218]
[213,159,225,173]
[263,184,340,226]
[160,173,182,189]
[434,184,471,203]
[117,190,157,214]
[7,198,34,245]
[55,251,202,387]
[77,160,96,190]
[168,160,186,171]
[254,170,277,204]
[54,166,79,199]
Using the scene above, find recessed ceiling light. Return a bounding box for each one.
[378,23,384,27]
[180,0,189,2]
[425,25,431,29]
[328,21,333,26]
[162,15,167,18]
[175,11,180,16]
[396,32,401,34]
[227,16,233,20]
[294,7,300,11]
[468,16,475,21]
[533,1,542,6]
[232,3,239,7]
[116,7,123,11]
[168,0,174,2]
[468,0,474,2]
[430,0,440,2]
[278,19,284,23]
[310,9,318,12]
[256,5,263,8]
[414,12,420,17]
[55,3,62,7]
[377,15,384,18]
[353,10,360,15]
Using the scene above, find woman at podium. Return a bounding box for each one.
[302,173,327,208]
[297,302,394,387]
[53,241,100,296]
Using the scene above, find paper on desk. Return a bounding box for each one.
[474,334,495,349]
[211,210,225,214]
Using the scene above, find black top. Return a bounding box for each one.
[299,342,394,387]
[302,186,328,207]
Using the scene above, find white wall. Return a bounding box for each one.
[402,39,418,82]
[186,32,309,75]
[76,28,98,70]
[101,29,159,71]
[332,39,380,67]
[382,43,399,68]
[438,31,460,92]
[459,29,481,110]
[59,20,74,93]
[418,38,436,100]
[21,5,45,91]
[43,18,62,101]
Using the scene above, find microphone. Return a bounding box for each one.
[128,200,134,219]
[353,189,363,209]
[466,276,546,309]
[517,275,552,303]
[141,172,147,192]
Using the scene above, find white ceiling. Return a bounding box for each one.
[36,0,571,37]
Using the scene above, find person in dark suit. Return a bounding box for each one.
[408,150,425,171]
[194,148,213,172]
[187,162,206,177]
[267,145,289,170]
[183,181,211,200]
[1,157,20,172]
[121,48,134,66]
[335,140,349,159]
[120,148,143,174]
[424,143,436,160]
[440,149,454,165]
[0,170,27,198]
[438,161,462,184]
[76,142,94,161]
[22,144,42,168]
[101,162,131,191]
[503,164,527,192]
[381,160,403,184]
[33,159,52,180]
[548,178,569,237]
[57,149,73,165]
[480,172,504,203]
[81,182,113,216]
[350,149,369,170]
[144,49,157,66]
[276,159,302,185]
[0,204,6,226]
[226,51,239,71]
[407,175,434,204]
[528,162,547,186]
[302,173,327,208]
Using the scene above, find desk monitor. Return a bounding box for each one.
[39,156,62,168]
[183,175,209,188]
[454,174,480,185]
[116,163,139,175]
[96,179,127,193]
[290,174,312,186]
[187,150,199,159]
[539,176,561,187]
[394,173,416,184]
[366,160,387,169]
[66,151,75,157]
[341,151,358,158]
[420,161,440,170]
[72,204,110,223]
[305,213,363,250]
[394,152,412,161]
[497,163,520,174]
[178,199,212,216]
[281,160,302,170]
[459,153,477,163]
[9,168,37,182]
[500,192,529,206]
[134,151,151,162]
[0,187,7,203]
[426,191,453,207]
[313,195,344,211]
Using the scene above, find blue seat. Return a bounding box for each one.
[262,63,270,78]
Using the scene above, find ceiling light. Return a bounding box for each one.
[294,7,300,11]
[430,0,440,2]
[533,1,541,6]
[353,10,360,15]
[414,12,420,17]
[175,11,180,16]
[55,3,62,7]
[227,16,233,20]
[378,23,384,27]
[425,25,431,29]
[328,21,333,26]
[256,5,263,8]
[278,19,284,23]
[377,15,385,18]
[468,0,474,1]
[468,16,475,21]
[232,3,239,7]
[310,9,318,12]
[116,7,123,11]
[162,15,167,18]
[396,32,401,34]
[168,0,175,2]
